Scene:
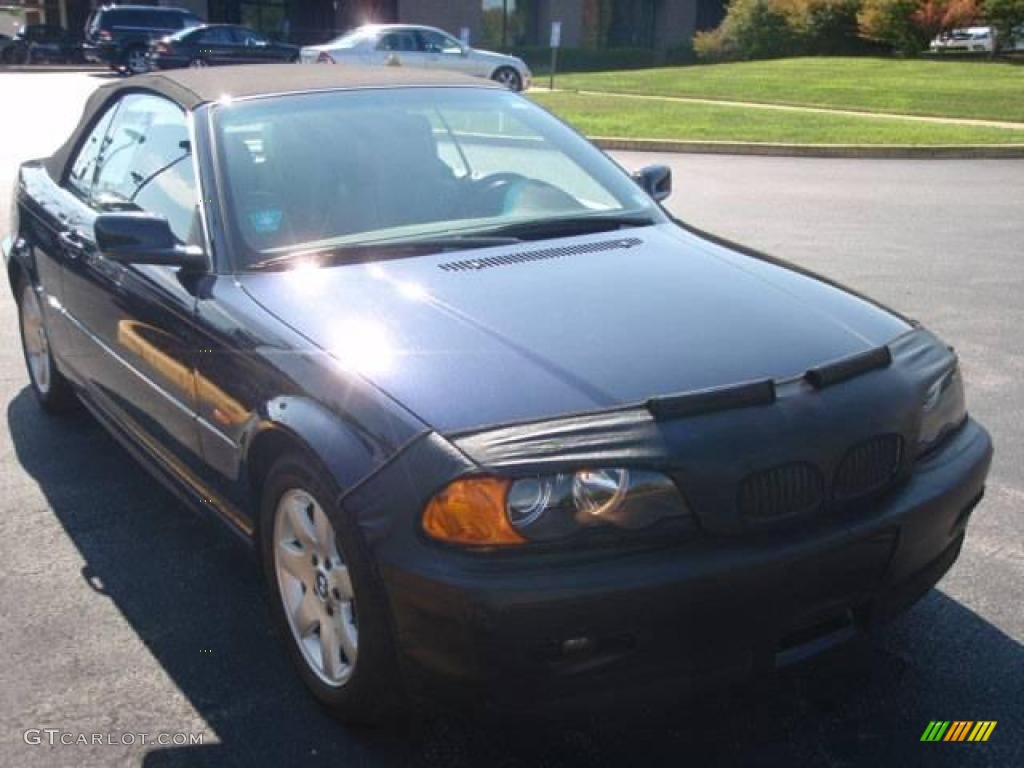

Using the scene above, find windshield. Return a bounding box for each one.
[213,87,663,268]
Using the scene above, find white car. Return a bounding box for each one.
[299,24,531,91]
[930,26,996,53]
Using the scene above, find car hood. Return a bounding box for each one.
[239,223,910,434]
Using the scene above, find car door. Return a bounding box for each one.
[59,92,206,476]
[12,103,120,374]
[233,28,277,63]
[416,29,474,75]
[195,26,238,65]
[371,29,427,68]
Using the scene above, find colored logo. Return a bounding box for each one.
[921,721,996,742]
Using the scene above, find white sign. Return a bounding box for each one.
[459,27,470,46]
[550,21,562,49]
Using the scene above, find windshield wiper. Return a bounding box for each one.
[247,235,522,272]
[477,213,656,241]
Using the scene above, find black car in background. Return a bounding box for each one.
[83,4,201,75]
[1,24,82,65]
[149,24,299,69]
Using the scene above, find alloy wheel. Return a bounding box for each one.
[127,48,148,74]
[273,488,358,687]
[20,284,51,396]
[494,67,522,91]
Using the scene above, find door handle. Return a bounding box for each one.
[58,229,86,258]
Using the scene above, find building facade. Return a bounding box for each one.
[9,0,725,50]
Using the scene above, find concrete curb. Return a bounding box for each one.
[592,137,1024,159]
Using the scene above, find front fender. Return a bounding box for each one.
[243,394,428,505]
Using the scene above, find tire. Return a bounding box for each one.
[188,57,207,69]
[259,453,406,724]
[17,280,77,414]
[124,45,149,75]
[492,66,523,92]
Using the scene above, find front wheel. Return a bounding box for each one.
[491,66,523,92]
[259,454,405,724]
[124,46,149,75]
[188,57,207,69]
[18,281,76,413]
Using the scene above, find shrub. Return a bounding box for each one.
[693,26,738,61]
[913,0,982,41]
[728,0,800,59]
[792,0,865,53]
[858,0,983,54]
[984,0,1024,45]
[695,0,866,61]
[859,0,930,54]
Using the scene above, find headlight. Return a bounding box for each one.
[423,469,691,546]
[918,364,967,455]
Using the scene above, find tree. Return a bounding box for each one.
[984,0,1024,46]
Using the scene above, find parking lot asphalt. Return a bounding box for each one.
[0,72,1021,767]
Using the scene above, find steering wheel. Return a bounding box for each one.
[474,172,530,214]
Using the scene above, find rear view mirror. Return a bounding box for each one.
[632,165,672,202]
[94,212,206,271]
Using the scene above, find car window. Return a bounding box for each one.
[200,27,235,45]
[237,29,267,45]
[67,103,120,199]
[377,31,421,52]
[90,94,198,245]
[417,30,461,53]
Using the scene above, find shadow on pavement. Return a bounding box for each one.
[8,387,1021,767]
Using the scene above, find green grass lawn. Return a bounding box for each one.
[530,91,1024,145]
[553,58,1024,123]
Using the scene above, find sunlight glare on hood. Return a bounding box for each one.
[330,319,395,375]
[284,259,324,293]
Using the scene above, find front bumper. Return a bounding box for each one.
[376,418,991,710]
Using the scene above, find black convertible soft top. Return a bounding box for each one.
[120,63,492,108]
[45,64,494,179]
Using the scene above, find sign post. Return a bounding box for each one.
[549,21,561,90]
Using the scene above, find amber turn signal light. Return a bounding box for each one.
[422,476,526,546]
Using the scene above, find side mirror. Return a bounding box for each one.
[632,164,672,202]
[94,212,206,271]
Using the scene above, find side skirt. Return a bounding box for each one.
[75,387,256,547]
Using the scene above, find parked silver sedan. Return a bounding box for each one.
[299,24,531,91]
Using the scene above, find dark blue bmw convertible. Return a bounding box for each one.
[3,65,992,721]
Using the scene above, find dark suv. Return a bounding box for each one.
[83,4,201,74]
